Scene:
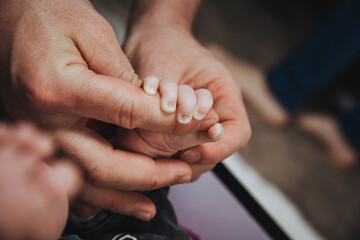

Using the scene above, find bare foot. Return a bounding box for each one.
[207,43,289,127]
[296,113,357,168]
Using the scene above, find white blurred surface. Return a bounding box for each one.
[223,153,323,240]
[169,153,323,240]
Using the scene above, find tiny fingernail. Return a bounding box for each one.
[194,108,206,120]
[144,76,159,95]
[136,211,151,222]
[163,100,176,113]
[145,85,157,95]
[176,174,191,184]
[168,101,176,108]
[177,112,192,124]
[213,123,224,140]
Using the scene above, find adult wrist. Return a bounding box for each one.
[125,16,196,62]
[127,0,201,37]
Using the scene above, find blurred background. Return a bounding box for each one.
[193,1,360,239]
[95,0,360,239]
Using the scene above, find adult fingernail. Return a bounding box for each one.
[177,112,192,124]
[181,150,201,163]
[176,174,191,184]
[136,211,151,222]
[193,108,206,120]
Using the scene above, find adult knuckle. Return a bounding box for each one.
[104,201,117,213]
[140,162,159,190]
[136,173,158,191]
[216,65,235,83]
[92,21,117,48]
[17,69,58,111]
[28,88,56,111]
[100,20,115,36]
[119,67,139,85]
[86,165,109,186]
[148,175,159,190]
[116,98,141,129]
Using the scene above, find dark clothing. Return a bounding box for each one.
[268,0,360,112]
[61,188,190,240]
[339,102,360,151]
[267,0,360,152]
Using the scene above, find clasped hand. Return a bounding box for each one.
[0,0,251,223]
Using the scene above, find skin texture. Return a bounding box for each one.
[125,0,252,180]
[0,122,81,240]
[143,77,215,122]
[0,0,220,221]
[74,77,223,219]
[0,0,251,226]
[114,80,223,158]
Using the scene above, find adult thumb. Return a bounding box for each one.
[59,65,218,133]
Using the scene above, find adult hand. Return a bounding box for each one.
[125,0,251,180]
[0,0,216,221]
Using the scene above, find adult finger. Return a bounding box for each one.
[20,35,218,134]
[78,183,156,221]
[189,163,216,181]
[194,89,213,120]
[179,81,251,165]
[116,123,223,158]
[70,200,100,219]
[54,127,192,191]
[178,122,243,172]
[52,65,218,134]
[179,112,250,166]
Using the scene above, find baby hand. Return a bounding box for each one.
[112,76,223,158]
[143,76,215,124]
